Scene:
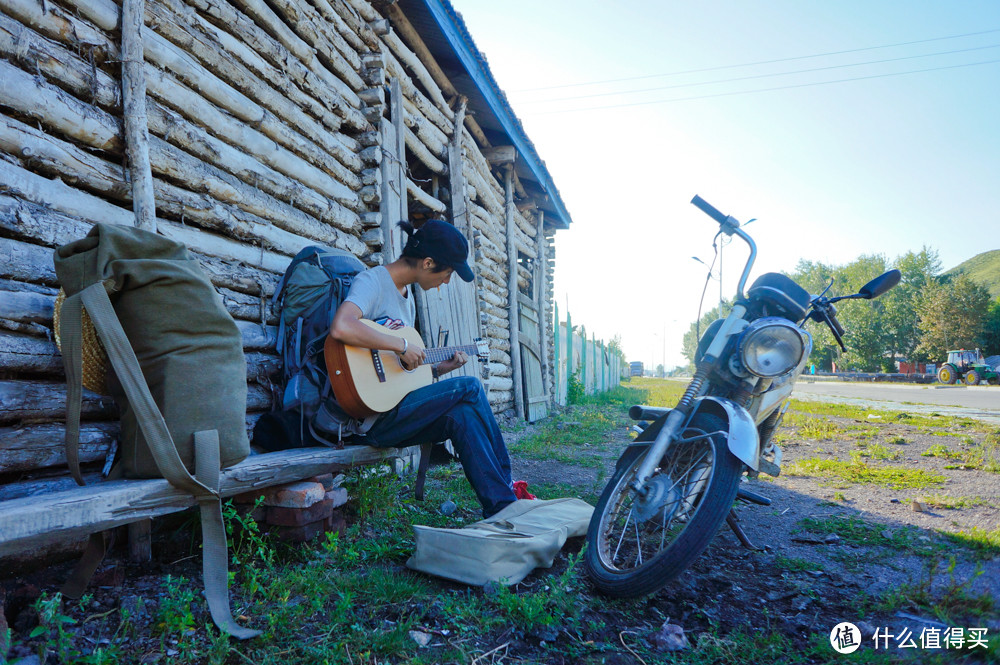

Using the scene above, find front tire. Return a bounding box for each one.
[965,370,981,386]
[938,365,956,384]
[585,413,742,598]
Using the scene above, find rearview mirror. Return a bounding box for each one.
[859,269,901,299]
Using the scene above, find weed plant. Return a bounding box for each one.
[878,557,995,622]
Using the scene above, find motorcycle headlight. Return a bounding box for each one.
[739,318,806,378]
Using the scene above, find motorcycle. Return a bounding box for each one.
[584,195,901,597]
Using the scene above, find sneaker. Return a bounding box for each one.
[513,480,536,500]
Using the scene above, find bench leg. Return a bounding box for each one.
[414,443,433,502]
[128,519,152,562]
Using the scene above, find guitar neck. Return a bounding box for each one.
[421,344,481,365]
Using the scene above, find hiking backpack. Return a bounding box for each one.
[259,245,366,448]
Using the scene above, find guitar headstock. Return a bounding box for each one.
[474,338,489,362]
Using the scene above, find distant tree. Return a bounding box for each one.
[655,364,664,378]
[915,275,992,360]
[830,254,893,372]
[880,247,942,363]
[788,255,894,371]
[983,300,1000,356]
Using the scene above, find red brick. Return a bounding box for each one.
[306,473,335,491]
[266,498,334,527]
[262,481,325,509]
[232,490,267,505]
[324,509,347,536]
[325,487,349,509]
[269,520,326,543]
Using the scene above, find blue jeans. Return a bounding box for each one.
[360,376,517,517]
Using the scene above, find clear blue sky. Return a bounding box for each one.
[453,1,1000,368]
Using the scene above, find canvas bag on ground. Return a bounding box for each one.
[52,223,258,639]
[406,498,593,586]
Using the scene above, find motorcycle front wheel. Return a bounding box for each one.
[585,413,742,598]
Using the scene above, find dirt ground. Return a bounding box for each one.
[4,394,1000,664]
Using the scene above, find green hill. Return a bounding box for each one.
[945,250,1000,299]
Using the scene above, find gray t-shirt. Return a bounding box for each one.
[329,266,415,437]
[344,266,415,328]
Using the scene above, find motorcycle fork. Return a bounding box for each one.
[631,304,747,495]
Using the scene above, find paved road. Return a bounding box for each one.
[793,380,1000,424]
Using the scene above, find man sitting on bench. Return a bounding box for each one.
[328,220,519,518]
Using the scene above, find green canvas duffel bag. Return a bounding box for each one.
[406,498,594,586]
[53,223,258,640]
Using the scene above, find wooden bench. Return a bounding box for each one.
[0,443,428,560]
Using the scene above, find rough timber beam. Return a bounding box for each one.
[383,3,491,148]
[483,145,516,166]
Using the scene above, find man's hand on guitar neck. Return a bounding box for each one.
[435,350,468,377]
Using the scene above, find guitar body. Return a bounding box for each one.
[325,320,432,419]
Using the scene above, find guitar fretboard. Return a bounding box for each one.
[421,344,482,365]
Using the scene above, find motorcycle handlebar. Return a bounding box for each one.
[691,195,728,225]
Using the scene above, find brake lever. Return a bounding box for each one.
[821,308,847,352]
[809,299,847,352]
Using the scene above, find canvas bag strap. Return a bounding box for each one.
[79,284,259,639]
[61,532,110,599]
[194,430,261,640]
[78,283,213,498]
[59,292,86,486]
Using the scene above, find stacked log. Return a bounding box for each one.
[0,0,563,493]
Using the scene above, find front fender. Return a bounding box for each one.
[693,396,759,471]
[618,397,759,471]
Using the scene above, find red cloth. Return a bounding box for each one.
[513,480,536,500]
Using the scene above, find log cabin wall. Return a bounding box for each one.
[0,0,569,495]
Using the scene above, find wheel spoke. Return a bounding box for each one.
[633,516,643,566]
[612,504,634,563]
[601,439,720,571]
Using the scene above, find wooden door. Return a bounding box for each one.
[518,292,548,422]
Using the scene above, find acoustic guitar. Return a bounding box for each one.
[324,319,489,418]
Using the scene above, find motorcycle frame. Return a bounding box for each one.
[631,222,759,493]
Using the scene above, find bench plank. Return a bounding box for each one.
[0,445,404,557]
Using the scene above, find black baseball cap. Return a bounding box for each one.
[406,219,474,282]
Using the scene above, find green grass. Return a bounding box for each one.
[785,456,947,490]
[796,418,847,440]
[922,440,1000,473]
[921,494,996,510]
[857,442,902,461]
[773,555,824,573]
[788,400,993,433]
[942,526,1000,558]
[799,516,945,559]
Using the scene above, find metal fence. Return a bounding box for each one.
[552,303,624,405]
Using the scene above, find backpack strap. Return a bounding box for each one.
[58,292,87,486]
[68,283,259,640]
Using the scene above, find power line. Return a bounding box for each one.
[512,28,1000,93]
[526,58,1000,115]
[520,43,1000,104]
